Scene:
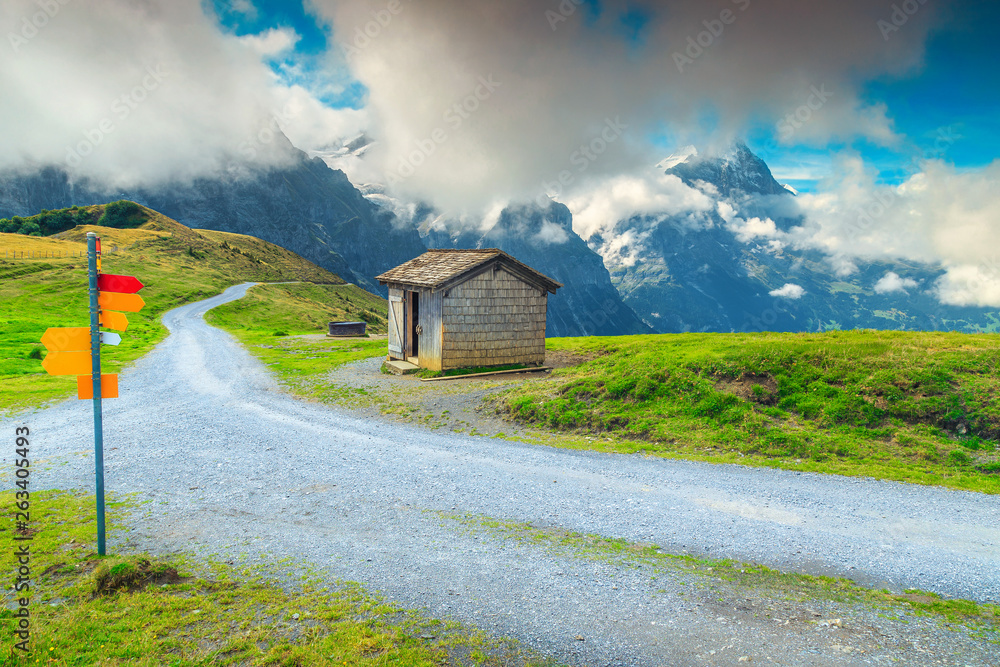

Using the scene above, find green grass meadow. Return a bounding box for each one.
[204,282,388,338]
[499,332,1000,493]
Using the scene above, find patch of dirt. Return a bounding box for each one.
[862,394,890,410]
[320,352,587,439]
[544,349,599,369]
[715,374,779,405]
[41,562,68,577]
[93,557,184,595]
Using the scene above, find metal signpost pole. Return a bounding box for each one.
[87,232,106,556]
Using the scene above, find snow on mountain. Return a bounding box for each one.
[576,142,994,334]
[655,145,698,172]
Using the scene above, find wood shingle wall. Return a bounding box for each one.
[440,267,546,369]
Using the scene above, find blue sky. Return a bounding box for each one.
[757,1,1000,191]
[209,0,998,193]
[208,0,366,108]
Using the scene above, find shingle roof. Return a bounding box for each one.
[376,249,561,292]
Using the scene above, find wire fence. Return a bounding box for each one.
[2,245,132,260]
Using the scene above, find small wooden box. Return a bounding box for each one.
[328,321,367,337]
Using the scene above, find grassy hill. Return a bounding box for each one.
[500,332,1000,493]
[0,202,386,414]
[205,282,387,337]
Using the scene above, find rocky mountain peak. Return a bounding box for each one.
[665,141,788,198]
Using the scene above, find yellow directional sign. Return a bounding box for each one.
[100,311,129,331]
[98,292,145,313]
[41,327,90,352]
[77,374,118,400]
[41,350,92,376]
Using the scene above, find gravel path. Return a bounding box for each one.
[5,283,999,666]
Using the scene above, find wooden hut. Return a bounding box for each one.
[375,249,562,371]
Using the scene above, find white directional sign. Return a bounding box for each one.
[100,332,122,346]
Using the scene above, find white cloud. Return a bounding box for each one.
[310,0,940,212]
[874,272,919,294]
[534,219,569,245]
[727,216,780,244]
[0,0,362,187]
[792,156,1000,265]
[786,155,1000,307]
[716,200,736,223]
[827,255,859,278]
[770,283,806,299]
[566,172,714,241]
[934,266,1000,307]
[239,27,300,57]
[274,84,368,154]
[224,0,257,19]
[591,227,653,269]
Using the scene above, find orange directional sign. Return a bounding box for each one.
[98,292,145,312]
[41,350,92,376]
[77,374,118,400]
[97,274,144,294]
[41,327,90,352]
[100,310,129,331]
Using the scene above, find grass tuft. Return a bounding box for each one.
[92,556,181,594]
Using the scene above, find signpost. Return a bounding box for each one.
[39,232,145,555]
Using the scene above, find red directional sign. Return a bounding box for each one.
[97,274,144,294]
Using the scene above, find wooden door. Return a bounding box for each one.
[388,293,403,356]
